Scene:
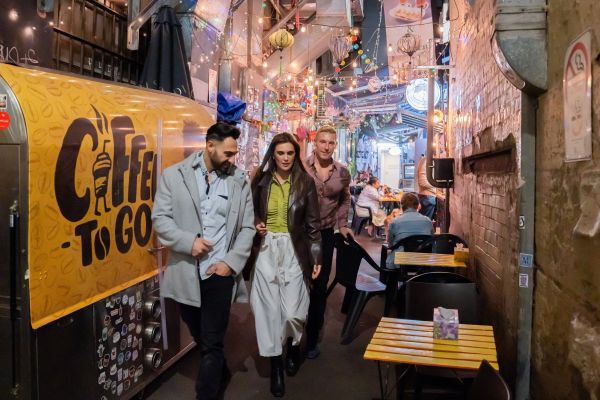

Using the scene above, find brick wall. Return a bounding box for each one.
[533,1,600,399]
[447,0,522,386]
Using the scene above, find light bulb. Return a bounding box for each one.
[388,45,393,52]
[287,74,292,80]
[8,9,18,21]
[352,61,357,68]
[301,26,306,33]
[258,17,263,24]
[263,61,267,68]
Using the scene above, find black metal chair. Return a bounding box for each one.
[350,196,372,236]
[468,360,511,400]
[416,233,468,254]
[379,234,432,316]
[402,272,479,399]
[325,234,385,344]
[404,272,478,323]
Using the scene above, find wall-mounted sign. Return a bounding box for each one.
[405,78,441,111]
[0,1,53,67]
[564,30,592,162]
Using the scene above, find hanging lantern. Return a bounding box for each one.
[269,29,294,50]
[329,33,352,66]
[269,29,294,76]
[367,76,383,93]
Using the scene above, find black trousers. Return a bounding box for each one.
[306,227,335,349]
[179,275,234,400]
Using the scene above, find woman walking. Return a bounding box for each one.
[249,132,322,397]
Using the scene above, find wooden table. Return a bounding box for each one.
[379,196,402,214]
[364,318,498,399]
[382,252,466,317]
[393,252,466,268]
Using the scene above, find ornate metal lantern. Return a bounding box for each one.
[329,33,352,66]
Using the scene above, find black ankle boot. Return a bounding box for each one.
[270,355,285,397]
[285,339,300,377]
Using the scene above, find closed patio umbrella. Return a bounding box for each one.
[140,5,193,99]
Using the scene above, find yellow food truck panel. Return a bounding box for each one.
[0,64,213,329]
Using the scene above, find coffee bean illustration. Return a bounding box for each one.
[94,227,111,260]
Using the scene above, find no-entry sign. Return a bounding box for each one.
[563,30,592,162]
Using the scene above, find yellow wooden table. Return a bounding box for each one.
[393,252,466,268]
[364,318,498,399]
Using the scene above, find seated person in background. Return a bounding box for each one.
[356,176,387,236]
[387,193,433,266]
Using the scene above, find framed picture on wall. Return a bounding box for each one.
[208,69,217,104]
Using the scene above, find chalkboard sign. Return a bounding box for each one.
[0,1,53,67]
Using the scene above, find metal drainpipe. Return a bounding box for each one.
[516,92,536,400]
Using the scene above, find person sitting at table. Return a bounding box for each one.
[355,176,387,236]
[387,193,433,266]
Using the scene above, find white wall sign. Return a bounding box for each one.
[563,30,592,162]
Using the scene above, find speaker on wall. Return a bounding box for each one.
[432,158,454,185]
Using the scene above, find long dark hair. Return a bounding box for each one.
[251,132,307,189]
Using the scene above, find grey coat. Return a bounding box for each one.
[151,152,256,307]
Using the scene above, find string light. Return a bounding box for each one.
[263,60,268,68]
[301,26,306,33]
[8,9,18,21]
[388,44,393,52]
[352,60,357,68]
[258,17,263,24]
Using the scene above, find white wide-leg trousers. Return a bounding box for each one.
[250,232,309,357]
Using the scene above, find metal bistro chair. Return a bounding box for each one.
[416,233,468,254]
[402,272,479,399]
[350,196,373,236]
[379,234,432,317]
[325,234,386,344]
[468,360,511,400]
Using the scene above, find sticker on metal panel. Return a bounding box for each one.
[0,111,10,130]
[519,273,529,288]
[519,215,525,229]
[519,253,533,268]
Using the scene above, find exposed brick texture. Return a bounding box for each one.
[447,0,522,387]
[533,1,600,399]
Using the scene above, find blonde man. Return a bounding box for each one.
[304,125,353,358]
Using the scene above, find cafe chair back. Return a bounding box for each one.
[468,360,511,400]
[350,196,373,236]
[326,234,385,344]
[416,233,468,254]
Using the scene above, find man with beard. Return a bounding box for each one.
[152,121,255,400]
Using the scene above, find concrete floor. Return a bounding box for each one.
[143,235,390,400]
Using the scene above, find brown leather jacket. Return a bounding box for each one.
[249,170,322,283]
